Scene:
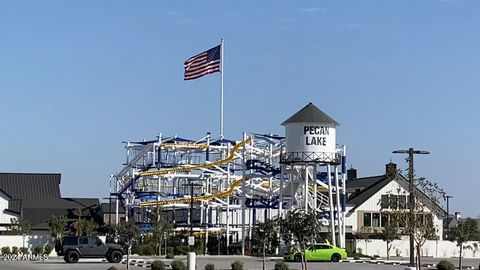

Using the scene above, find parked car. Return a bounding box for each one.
[55,236,123,263]
[284,243,347,262]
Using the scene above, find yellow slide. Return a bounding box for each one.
[139,178,244,206]
[139,138,250,177]
[138,138,251,206]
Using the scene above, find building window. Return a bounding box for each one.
[389,195,398,209]
[372,213,380,227]
[398,195,407,209]
[363,213,371,227]
[381,195,389,209]
[381,213,389,227]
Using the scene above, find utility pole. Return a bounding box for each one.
[393,148,429,267]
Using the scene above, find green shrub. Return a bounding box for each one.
[205,263,215,270]
[170,259,186,270]
[11,246,18,254]
[231,260,244,270]
[1,247,11,255]
[175,246,189,255]
[43,244,53,255]
[437,260,454,270]
[274,261,289,270]
[137,244,155,256]
[151,260,166,270]
[19,247,28,254]
[166,246,174,259]
[32,246,42,255]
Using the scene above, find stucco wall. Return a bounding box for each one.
[355,236,479,258]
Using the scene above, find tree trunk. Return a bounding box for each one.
[262,243,266,270]
[301,242,308,270]
[416,245,421,270]
[459,244,463,270]
[386,241,390,260]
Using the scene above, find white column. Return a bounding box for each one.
[226,145,231,254]
[313,166,318,211]
[327,165,336,246]
[241,132,247,255]
[341,145,347,248]
[334,165,343,248]
[304,166,308,212]
[279,165,285,216]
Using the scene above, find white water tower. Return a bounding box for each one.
[279,102,345,249]
[281,102,339,164]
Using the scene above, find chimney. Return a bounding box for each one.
[386,162,397,177]
[347,167,357,180]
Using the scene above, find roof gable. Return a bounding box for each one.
[347,173,447,217]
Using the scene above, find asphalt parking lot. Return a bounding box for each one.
[0,256,478,270]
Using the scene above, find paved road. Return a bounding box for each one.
[0,255,478,270]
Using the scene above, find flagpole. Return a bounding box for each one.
[220,37,224,139]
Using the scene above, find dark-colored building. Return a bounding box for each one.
[0,173,101,232]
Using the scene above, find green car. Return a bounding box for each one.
[284,243,347,262]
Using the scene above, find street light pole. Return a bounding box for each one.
[393,148,429,267]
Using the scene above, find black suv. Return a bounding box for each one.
[55,236,123,263]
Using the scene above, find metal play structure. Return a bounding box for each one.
[110,103,348,253]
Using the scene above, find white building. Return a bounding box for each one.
[0,189,19,230]
[344,162,447,250]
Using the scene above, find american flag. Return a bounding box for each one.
[184,45,221,80]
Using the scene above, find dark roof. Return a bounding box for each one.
[282,103,339,126]
[7,199,22,214]
[347,175,392,210]
[0,173,61,199]
[21,197,101,230]
[346,175,386,191]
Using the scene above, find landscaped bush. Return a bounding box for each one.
[274,261,289,270]
[43,244,53,255]
[166,246,174,259]
[437,260,454,270]
[32,246,42,255]
[19,247,28,254]
[1,247,11,255]
[205,263,215,270]
[170,259,186,270]
[151,260,166,270]
[11,246,19,254]
[231,260,244,270]
[137,244,155,256]
[175,246,189,255]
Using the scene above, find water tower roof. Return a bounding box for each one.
[281,102,339,126]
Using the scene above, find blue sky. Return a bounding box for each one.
[0,1,479,216]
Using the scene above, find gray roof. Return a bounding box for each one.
[282,103,339,126]
[347,175,392,209]
[0,173,61,199]
[21,197,101,230]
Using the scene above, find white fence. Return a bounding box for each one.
[0,235,54,255]
[0,235,107,257]
[355,236,480,258]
